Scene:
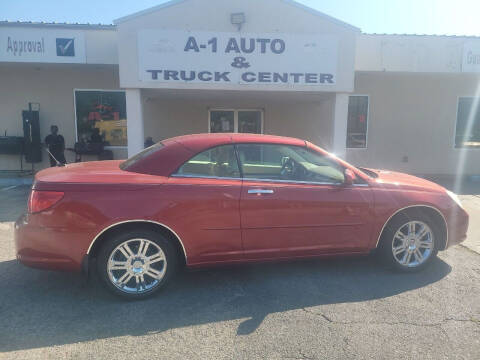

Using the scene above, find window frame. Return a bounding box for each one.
[73,88,128,150]
[171,144,242,180]
[236,143,349,186]
[346,95,370,150]
[171,143,369,187]
[207,108,264,134]
[453,96,480,150]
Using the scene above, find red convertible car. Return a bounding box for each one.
[15,133,468,299]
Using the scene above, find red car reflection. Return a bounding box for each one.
[15,133,468,299]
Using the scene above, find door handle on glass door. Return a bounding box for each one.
[248,189,274,194]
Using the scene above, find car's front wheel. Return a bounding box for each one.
[379,212,439,272]
[97,229,177,299]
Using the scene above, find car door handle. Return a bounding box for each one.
[248,189,274,194]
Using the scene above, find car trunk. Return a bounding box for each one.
[33,160,167,191]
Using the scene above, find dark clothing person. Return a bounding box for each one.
[45,126,66,167]
[89,128,103,144]
[144,137,155,148]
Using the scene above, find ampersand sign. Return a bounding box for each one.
[231,57,251,69]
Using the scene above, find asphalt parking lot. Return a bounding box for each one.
[0,185,479,359]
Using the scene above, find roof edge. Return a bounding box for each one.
[114,0,187,24]
[0,21,115,30]
[362,32,480,39]
[281,0,360,32]
[113,0,360,32]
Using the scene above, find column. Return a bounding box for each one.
[332,93,349,159]
[126,88,145,157]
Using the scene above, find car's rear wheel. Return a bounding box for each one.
[97,229,177,299]
[379,212,438,272]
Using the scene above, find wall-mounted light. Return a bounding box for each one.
[231,12,246,31]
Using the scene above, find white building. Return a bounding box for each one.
[1,0,480,176]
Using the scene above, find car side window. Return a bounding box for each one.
[236,144,345,184]
[174,145,241,178]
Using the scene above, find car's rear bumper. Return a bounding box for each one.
[14,214,83,271]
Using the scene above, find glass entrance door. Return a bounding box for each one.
[209,110,234,133]
[209,109,263,134]
[238,111,262,133]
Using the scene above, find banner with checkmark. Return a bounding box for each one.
[56,38,75,57]
[0,28,85,63]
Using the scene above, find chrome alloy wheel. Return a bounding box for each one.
[107,238,167,294]
[392,221,434,268]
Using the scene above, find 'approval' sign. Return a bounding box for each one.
[0,27,86,64]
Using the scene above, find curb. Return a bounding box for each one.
[0,177,33,186]
[459,244,480,256]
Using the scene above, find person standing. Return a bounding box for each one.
[89,128,103,144]
[45,125,66,167]
[144,136,155,148]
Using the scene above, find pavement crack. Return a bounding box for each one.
[283,350,317,360]
[445,317,480,325]
[300,350,317,360]
[301,308,479,327]
[321,313,333,323]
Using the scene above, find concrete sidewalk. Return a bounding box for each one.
[0,171,33,187]
[460,195,480,254]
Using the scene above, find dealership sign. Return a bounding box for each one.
[138,30,338,87]
[0,28,86,63]
[463,42,480,73]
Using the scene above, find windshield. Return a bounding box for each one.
[120,142,164,170]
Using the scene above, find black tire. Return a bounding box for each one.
[97,229,178,300]
[378,211,439,272]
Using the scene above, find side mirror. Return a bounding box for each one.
[343,169,356,186]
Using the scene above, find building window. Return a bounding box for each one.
[346,96,369,148]
[74,90,127,147]
[455,97,480,148]
[209,109,263,134]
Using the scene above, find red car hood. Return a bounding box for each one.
[34,160,166,191]
[364,168,446,193]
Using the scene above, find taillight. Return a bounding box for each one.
[28,190,64,213]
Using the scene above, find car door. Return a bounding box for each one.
[162,144,243,265]
[237,143,373,260]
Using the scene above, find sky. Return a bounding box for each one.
[1,0,479,36]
